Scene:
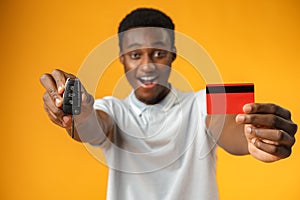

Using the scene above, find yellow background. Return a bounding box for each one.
[1,0,300,199]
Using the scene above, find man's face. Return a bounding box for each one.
[120,27,176,104]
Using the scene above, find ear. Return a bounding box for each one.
[171,47,177,61]
[119,52,124,65]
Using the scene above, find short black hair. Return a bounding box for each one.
[118,8,175,51]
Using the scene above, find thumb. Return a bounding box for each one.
[73,92,94,125]
[82,92,94,107]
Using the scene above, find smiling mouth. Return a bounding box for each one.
[137,76,158,87]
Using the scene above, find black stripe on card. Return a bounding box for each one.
[206,85,254,94]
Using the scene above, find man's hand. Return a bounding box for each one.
[40,69,94,132]
[236,103,298,162]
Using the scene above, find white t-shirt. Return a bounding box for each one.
[92,88,218,200]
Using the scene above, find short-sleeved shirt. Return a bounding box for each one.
[93,87,218,200]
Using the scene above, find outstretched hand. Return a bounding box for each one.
[236,103,297,162]
[40,69,94,130]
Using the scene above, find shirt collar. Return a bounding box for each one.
[128,84,178,116]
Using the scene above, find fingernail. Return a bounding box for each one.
[246,126,252,134]
[251,138,257,144]
[58,86,64,93]
[62,122,67,128]
[63,116,70,123]
[82,93,87,102]
[55,98,61,106]
[243,104,252,113]
[236,115,245,122]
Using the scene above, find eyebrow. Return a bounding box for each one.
[151,41,168,47]
[126,43,142,49]
[126,41,168,50]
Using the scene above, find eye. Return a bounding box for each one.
[129,51,141,59]
[153,50,167,58]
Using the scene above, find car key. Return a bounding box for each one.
[62,78,81,138]
[62,78,82,115]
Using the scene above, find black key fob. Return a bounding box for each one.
[62,78,81,115]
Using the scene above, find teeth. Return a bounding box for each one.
[140,76,156,81]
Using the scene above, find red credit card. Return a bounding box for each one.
[206,83,254,114]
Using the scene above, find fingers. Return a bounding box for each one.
[244,124,295,161]
[237,114,297,135]
[40,73,63,107]
[40,69,76,103]
[44,102,64,127]
[247,142,281,162]
[246,125,295,147]
[41,69,96,134]
[243,103,291,120]
[40,69,78,128]
[235,103,297,162]
[251,137,292,159]
[43,92,73,127]
[43,92,65,122]
[50,69,67,94]
[50,69,77,94]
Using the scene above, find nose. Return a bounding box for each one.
[139,54,156,73]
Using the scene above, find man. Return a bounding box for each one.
[40,8,297,199]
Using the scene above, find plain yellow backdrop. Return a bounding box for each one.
[1,0,300,199]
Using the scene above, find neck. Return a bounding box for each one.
[136,85,171,105]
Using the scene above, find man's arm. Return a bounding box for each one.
[207,103,298,162]
[206,114,249,155]
[40,69,113,144]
